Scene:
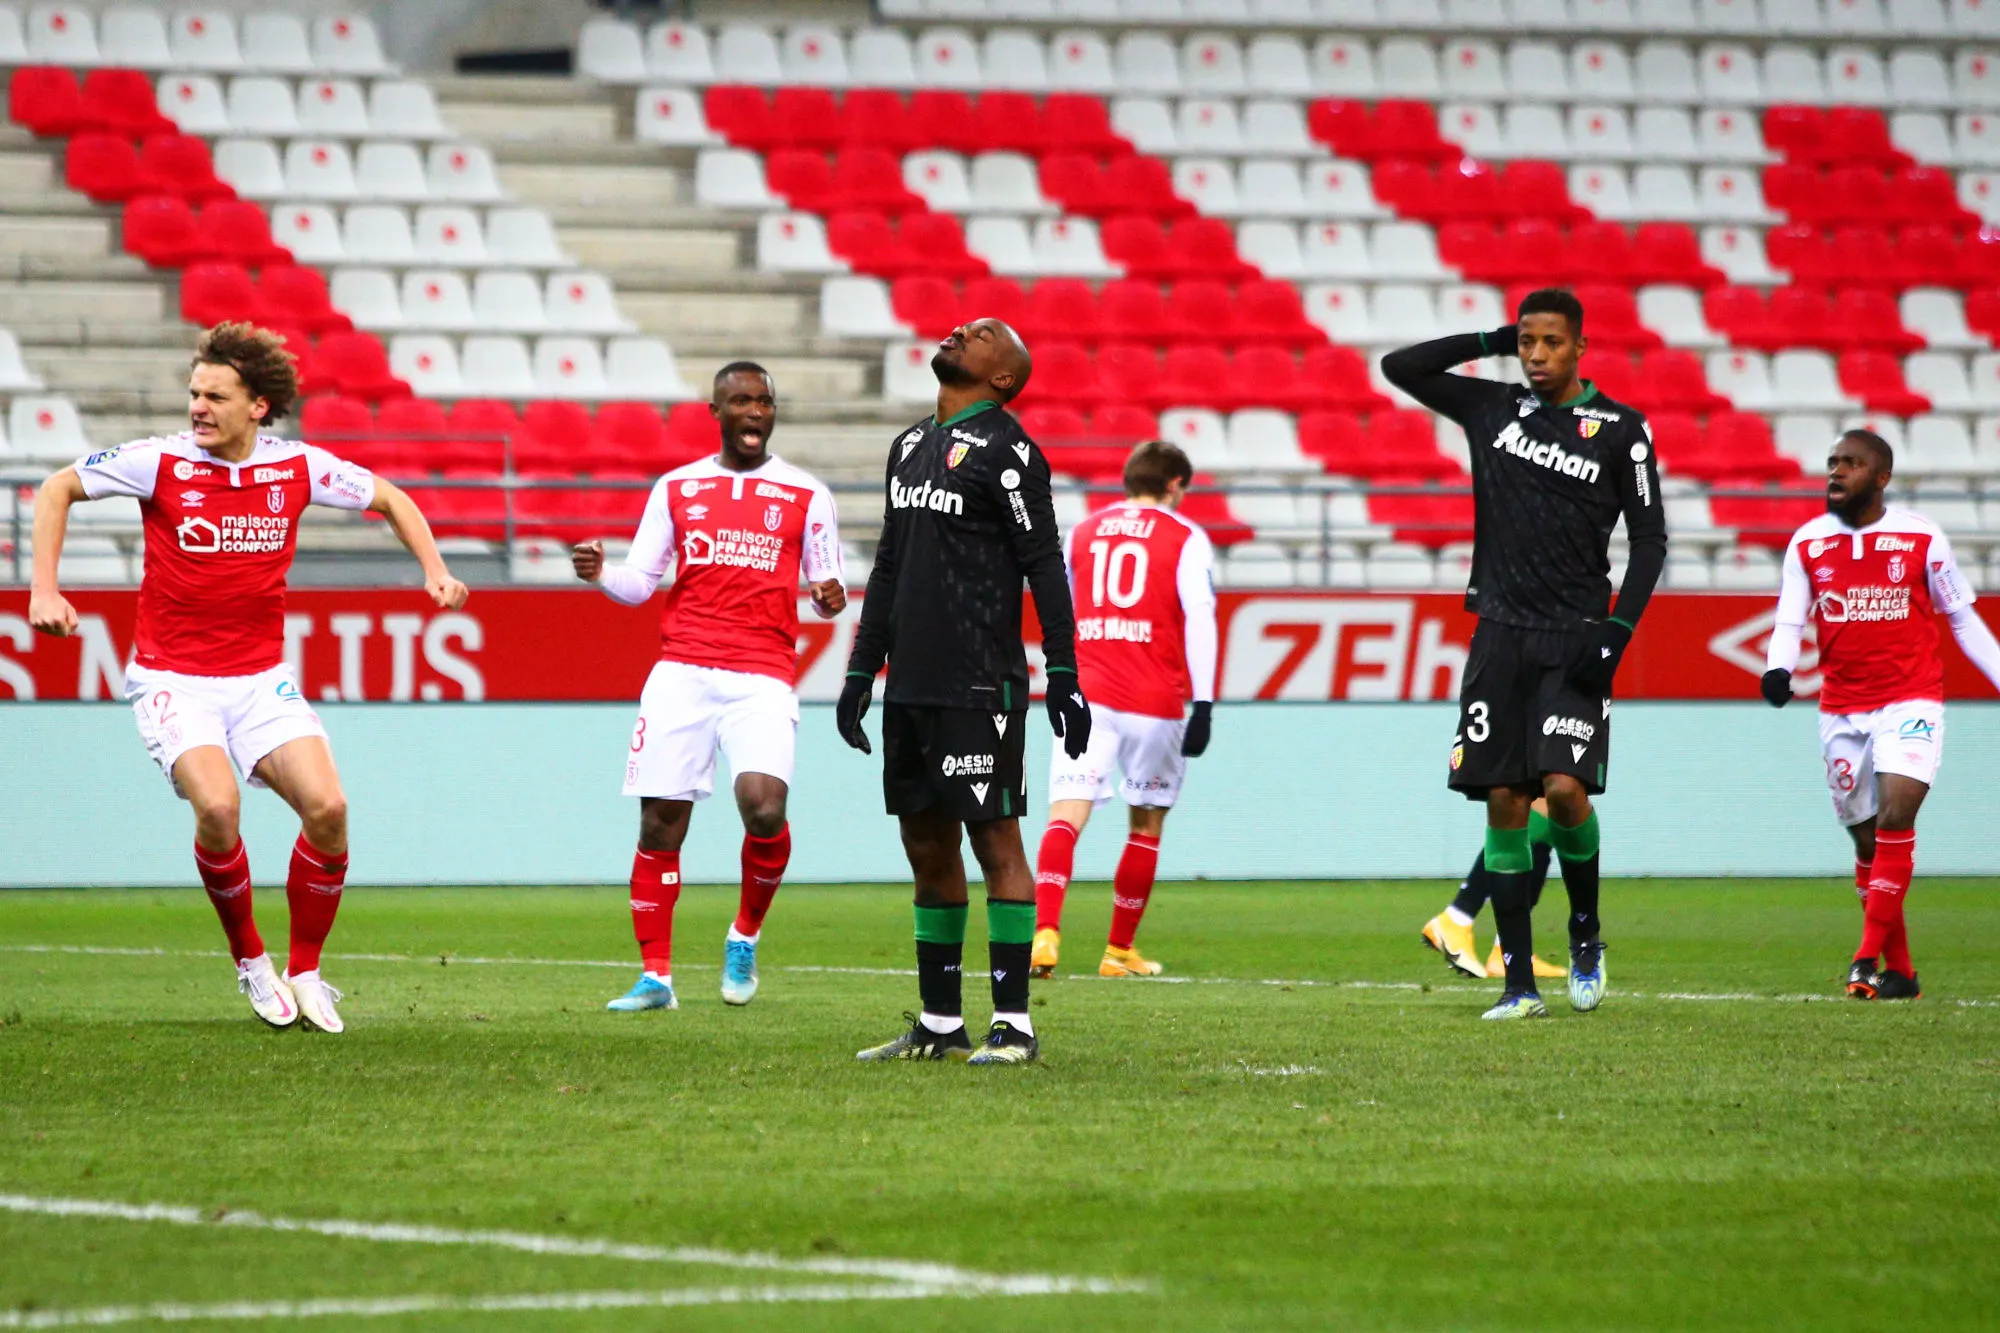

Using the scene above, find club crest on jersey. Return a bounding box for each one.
[947,441,971,469]
[764,504,783,532]
[1887,554,1906,583]
[266,485,285,514]
[1577,418,1603,438]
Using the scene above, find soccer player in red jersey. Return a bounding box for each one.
[572,362,844,1012]
[1763,429,2000,1000]
[26,323,469,1031]
[1029,441,1217,980]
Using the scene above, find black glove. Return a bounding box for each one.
[836,672,873,754]
[1566,619,1632,696]
[1761,668,1793,708]
[1181,701,1213,757]
[1045,670,1091,760]
[1487,324,1520,356]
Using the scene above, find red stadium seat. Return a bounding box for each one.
[1825,166,1895,225]
[300,395,375,449]
[1163,280,1241,345]
[587,470,654,527]
[370,397,450,476]
[1096,341,1162,408]
[1091,403,1159,443]
[1016,404,1089,440]
[1096,280,1167,343]
[1368,159,1436,216]
[1830,288,1926,354]
[1369,484,1475,546]
[1895,224,1963,288]
[897,212,987,277]
[1237,279,1319,348]
[907,91,979,155]
[764,149,834,211]
[121,195,213,267]
[1761,105,1824,160]
[1703,286,1783,352]
[839,89,917,151]
[257,264,350,334]
[1642,411,1707,477]
[1635,350,1730,414]
[1573,285,1661,351]
[1632,223,1723,286]
[594,401,673,471]
[1040,93,1129,156]
[312,333,409,402]
[1477,218,1564,284]
[1705,411,1801,480]
[1015,341,1100,407]
[512,469,588,539]
[664,401,715,455]
[968,91,1044,155]
[1300,346,1391,412]
[443,399,520,472]
[1020,277,1100,342]
[1580,349,1641,405]
[1100,215,1187,281]
[826,210,922,278]
[1177,481,1255,546]
[1437,220,1502,274]
[1838,351,1931,414]
[1823,108,1908,168]
[1229,346,1316,412]
[891,275,962,337]
[179,262,268,326]
[1430,158,1507,222]
[1297,411,1362,468]
[1500,161,1588,225]
[194,199,291,267]
[1761,162,1822,219]
[64,133,143,203]
[702,86,778,151]
[1566,222,1638,283]
[80,69,175,137]
[1105,155,1192,219]
[517,401,596,472]
[1969,287,2000,341]
[769,88,842,150]
[1768,286,1838,349]
[959,275,1027,329]
[261,323,315,393]
[137,134,233,202]
[9,66,90,137]
[1038,153,1109,215]
[1307,100,1376,156]
[1170,218,1256,281]
[1373,100,1455,161]
[1764,223,1837,284]
[1156,344,1236,411]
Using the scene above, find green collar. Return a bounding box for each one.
[1541,380,1598,409]
[937,399,1002,428]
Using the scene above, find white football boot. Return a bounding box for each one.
[285,969,345,1033]
[237,954,299,1029]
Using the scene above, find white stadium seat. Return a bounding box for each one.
[1448,0,1511,26]
[906,151,973,212]
[1440,103,1505,158]
[1573,41,1639,101]
[1219,541,1298,589]
[414,207,487,266]
[1892,0,1952,32]
[389,335,463,397]
[1696,167,1773,221]
[1439,282,1505,328]
[1698,0,1762,31]
[1569,164,1635,218]
[1512,0,1577,26]
[970,153,1056,213]
[1370,284,1441,342]
[1958,114,2000,167]
[225,77,298,135]
[1183,34,1248,93]
[1304,161,1387,216]
[271,203,344,265]
[1304,282,1374,342]
[1891,112,1954,164]
[1501,104,1568,159]
[1959,49,2000,108]
[0,7,29,63]
[401,270,476,330]
[1111,97,1178,154]
[1711,547,1779,590]
[606,338,696,401]
[1825,47,1888,103]
[169,9,239,71]
[1366,542,1437,590]
[1635,107,1699,159]
[1569,106,1634,158]
[534,338,609,399]
[298,78,369,137]
[1696,108,1769,162]
[983,29,1050,90]
[1227,410,1309,468]
[487,208,575,267]
[1378,39,1442,97]
[715,23,784,83]
[1771,351,1860,412]
[311,14,389,75]
[1706,348,1774,409]
[1240,160,1309,215]
[578,18,647,83]
[369,83,450,140]
[1370,222,1447,279]
[1237,220,1306,276]
[1638,284,1725,346]
[1699,42,1762,103]
[1244,100,1314,154]
[1762,45,1825,103]
[357,143,430,202]
[240,12,312,73]
[966,216,1038,273]
[1031,216,1116,275]
[1574,0,1642,25]
[1897,418,1977,477]
[1636,0,1700,28]
[427,144,502,202]
[212,137,286,197]
[283,140,357,200]
[821,276,912,338]
[545,271,633,333]
[99,6,169,68]
[1178,99,1245,154]
[460,336,536,398]
[1772,413,1837,472]
[1379,0,1448,23]
[1175,158,1241,215]
[646,20,714,82]
[636,88,717,146]
[341,208,417,265]
[1634,40,1699,102]
[1905,353,1974,410]
[1890,49,1954,109]
[782,24,849,86]
[1902,289,1985,350]
[1114,32,1181,92]
[1764,0,1825,32]
[1310,35,1378,97]
[0,329,42,390]
[9,396,88,460]
[1048,29,1116,91]
[883,341,936,402]
[1953,0,2000,33]
[1158,410,1231,471]
[1247,35,1312,94]
[26,5,98,65]
[158,74,228,135]
[916,27,984,88]
[1441,40,1506,99]
[1633,165,1702,219]
[1302,221,1372,276]
[696,148,779,210]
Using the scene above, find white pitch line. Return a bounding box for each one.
[0,1282,1028,1328]
[0,1195,1136,1297]
[3,944,1995,1008]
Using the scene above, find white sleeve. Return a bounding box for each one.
[800,483,843,584]
[599,477,675,606]
[1177,529,1219,704]
[1766,538,1813,673]
[1928,529,1976,616]
[303,444,376,511]
[73,442,162,501]
[1948,607,2000,694]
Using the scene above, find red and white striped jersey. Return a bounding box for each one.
[1067,502,1218,720]
[606,454,842,684]
[74,432,375,677]
[1777,507,1975,713]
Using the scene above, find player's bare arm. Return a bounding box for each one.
[26,466,86,636]
[367,478,469,610]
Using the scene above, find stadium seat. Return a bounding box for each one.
[157,74,228,134]
[339,206,415,265]
[99,7,170,68]
[9,66,91,137]
[259,265,349,333]
[389,335,464,398]
[545,271,632,334]
[225,77,299,135]
[644,19,713,82]
[781,23,849,86]
[136,134,231,202]
[63,133,141,204]
[298,77,368,137]
[367,82,449,140]
[458,335,535,399]
[311,13,389,75]
[283,140,357,200]
[696,149,779,211]
[1838,351,1931,415]
[179,261,266,327]
[637,88,717,146]
[428,144,502,202]
[579,17,647,83]
[884,340,940,401]
[240,12,312,72]
[81,69,174,136]
[757,212,843,273]
[197,198,288,266]
[25,6,97,66]
[471,271,547,333]
[313,332,409,401]
[1905,351,1975,410]
[442,398,518,471]
[401,271,476,331]
[534,338,609,400]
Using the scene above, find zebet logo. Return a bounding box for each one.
[891,478,963,515]
[1492,421,1601,483]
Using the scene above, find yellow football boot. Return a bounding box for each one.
[1485,941,1568,979]
[1099,944,1164,977]
[1030,927,1060,979]
[1422,912,1485,979]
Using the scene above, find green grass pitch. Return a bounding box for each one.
[2,879,1998,1330]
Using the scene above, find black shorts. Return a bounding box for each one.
[881,703,1029,822]
[1448,620,1611,799]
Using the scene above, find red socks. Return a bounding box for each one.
[734,825,791,938]
[631,848,681,976]
[1859,830,1915,972]
[1107,833,1161,951]
[195,839,263,963]
[285,834,348,975]
[1034,820,1079,933]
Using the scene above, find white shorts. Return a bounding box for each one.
[1818,698,1945,826]
[1048,702,1188,809]
[125,661,327,799]
[622,659,799,802]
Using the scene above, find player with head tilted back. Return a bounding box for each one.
[1383,289,1668,1021]
[1029,439,1217,981]
[837,318,1089,1066]
[27,322,470,1032]
[573,362,844,1013]
[1761,429,2000,1001]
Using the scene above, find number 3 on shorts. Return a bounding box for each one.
[1465,700,1490,743]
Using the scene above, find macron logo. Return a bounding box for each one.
[890,478,964,515]
[1493,421,1601,484]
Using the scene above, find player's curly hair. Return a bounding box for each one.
[192,322,301,422]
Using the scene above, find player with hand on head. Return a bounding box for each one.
[574,362,844,1013]
[1762,429,2000,1001]
[27,322,469,1033]
[1029,440,1217,981]
[1423,798,1570,981]
[839,318,1085,1066]
[1383,289,1668,1021]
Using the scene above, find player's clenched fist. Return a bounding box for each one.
[571,540,605,583]
[426,572,470,611]
[810,578,846,619]
[27,588,77,637]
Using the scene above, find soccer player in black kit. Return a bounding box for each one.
[837,317,1091,1065]
[1383,289,1667,1021]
